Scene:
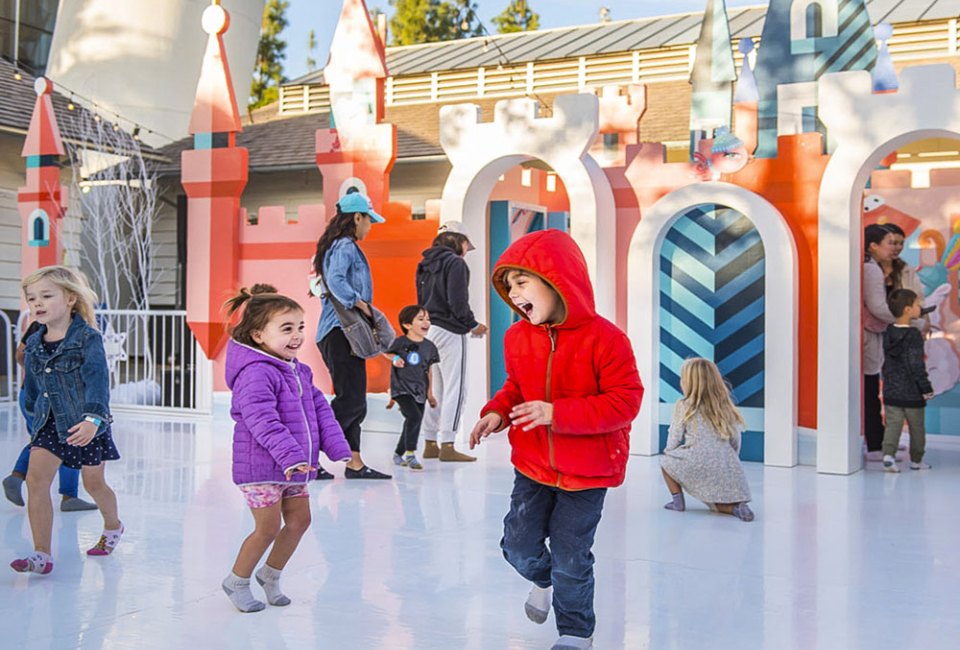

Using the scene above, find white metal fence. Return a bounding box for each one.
[0,311,15,402]
[13,309,212,415]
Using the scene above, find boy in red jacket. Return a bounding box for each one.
[469,230,643,650]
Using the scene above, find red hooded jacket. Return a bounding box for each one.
[481,230,644,490]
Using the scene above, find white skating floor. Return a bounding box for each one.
[1,400,958,649]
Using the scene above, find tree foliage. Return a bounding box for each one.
[250,0,289,108]
[389,0,482,46]
[306,29,318,73]
[492,0,539,34]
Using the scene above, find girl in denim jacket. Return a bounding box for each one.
[11,266,121,576]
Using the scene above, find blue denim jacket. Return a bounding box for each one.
[315,237,374,343]
[23,314,112,442]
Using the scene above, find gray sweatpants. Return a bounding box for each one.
[882,405,926,463]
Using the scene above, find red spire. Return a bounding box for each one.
[188,2,242,135]
[22,77,65,157]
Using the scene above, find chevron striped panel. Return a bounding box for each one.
[658,204,765,461]
[814,0,878,79]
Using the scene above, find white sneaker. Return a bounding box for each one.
[882,455,900,473]
[865,451,884,462]
[910,461,931,470]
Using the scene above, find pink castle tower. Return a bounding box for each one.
[181,1,249,359]
[19,77,67,277]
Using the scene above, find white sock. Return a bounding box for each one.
[255,564,291,606]
[525,584,552,624]
[222,572,265,613]
[552,635,593,649]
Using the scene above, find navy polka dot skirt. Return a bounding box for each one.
[30,419,120,470]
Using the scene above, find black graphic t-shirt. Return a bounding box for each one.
[387,336,440,402]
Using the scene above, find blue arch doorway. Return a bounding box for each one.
[488,200,568,395]
[657,203,766,462]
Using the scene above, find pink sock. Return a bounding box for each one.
[87,523,124,556]
[11,551,53,575]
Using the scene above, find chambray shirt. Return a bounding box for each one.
[315,237,374,343]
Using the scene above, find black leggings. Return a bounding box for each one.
[318,328,367,452]
[393,395,425,456]
[864,373,884,452]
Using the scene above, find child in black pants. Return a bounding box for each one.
[386,305,439,470]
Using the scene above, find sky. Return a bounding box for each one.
[283,0,764,81]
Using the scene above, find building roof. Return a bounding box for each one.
[0,57,160,157]
[288,0,959,82]
[155,108,445,175]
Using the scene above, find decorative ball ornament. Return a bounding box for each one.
[201,3,229,35]
[34,77,52,96]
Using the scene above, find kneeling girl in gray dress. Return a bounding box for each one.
[659,358,754,522]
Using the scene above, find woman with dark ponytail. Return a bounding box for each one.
[312,191,391,480]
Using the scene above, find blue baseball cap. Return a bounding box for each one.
[337,192,385,223]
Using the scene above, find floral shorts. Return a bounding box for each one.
[239,483,309,509]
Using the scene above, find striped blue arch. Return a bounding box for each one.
[658,203,766,462]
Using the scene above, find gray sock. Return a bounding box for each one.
[551,635,593,650]
[255,564,291,606]
[524,584,552,624]
[664,492,685,511]
[222,573,265,612]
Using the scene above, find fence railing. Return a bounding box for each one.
[13,309,212,415]
[0,311,15,402]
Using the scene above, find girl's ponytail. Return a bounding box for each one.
[225,284,302,348]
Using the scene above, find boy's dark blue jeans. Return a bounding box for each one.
[500,470,607,638]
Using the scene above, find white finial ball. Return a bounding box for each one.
[875,22,893,41]
[34,77,52,96]
[738,38,754,55]
[201,4,229,35]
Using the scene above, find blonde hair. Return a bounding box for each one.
[678,357,744,440]
[22,265,99,329]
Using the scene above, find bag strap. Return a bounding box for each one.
[317,265,374,326]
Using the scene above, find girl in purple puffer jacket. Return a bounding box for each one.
[221,285,351,613]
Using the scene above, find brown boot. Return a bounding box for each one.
[439,442,476,462]
[423,440,440,459]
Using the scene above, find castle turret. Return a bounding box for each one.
[754,0,877,158]
[689,0,737,157]
[181,1,249,358]
[19,77,67,278]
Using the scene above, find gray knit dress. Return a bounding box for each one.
[660,401,751,505]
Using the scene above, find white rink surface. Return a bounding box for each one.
[1,401,958,650]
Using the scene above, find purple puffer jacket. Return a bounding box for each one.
[226,339,352,485]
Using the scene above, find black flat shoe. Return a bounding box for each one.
[314,467,334,481]
[344,465,392,480]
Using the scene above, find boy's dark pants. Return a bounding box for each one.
[393,395,424,455]
[501,470,607,638]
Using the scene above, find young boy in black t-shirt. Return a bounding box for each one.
[386,305,440,470]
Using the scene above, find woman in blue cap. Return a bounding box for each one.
[311,189,391,479]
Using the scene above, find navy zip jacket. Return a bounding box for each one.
[416,246,478,335]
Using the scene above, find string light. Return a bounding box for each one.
[14,62,189,145]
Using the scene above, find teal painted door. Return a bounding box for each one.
[658,204,766,462]
[488,202,568,396]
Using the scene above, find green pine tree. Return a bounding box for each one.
[250,0,289,108]
[389,0,482,46]
[492,0,539,34]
